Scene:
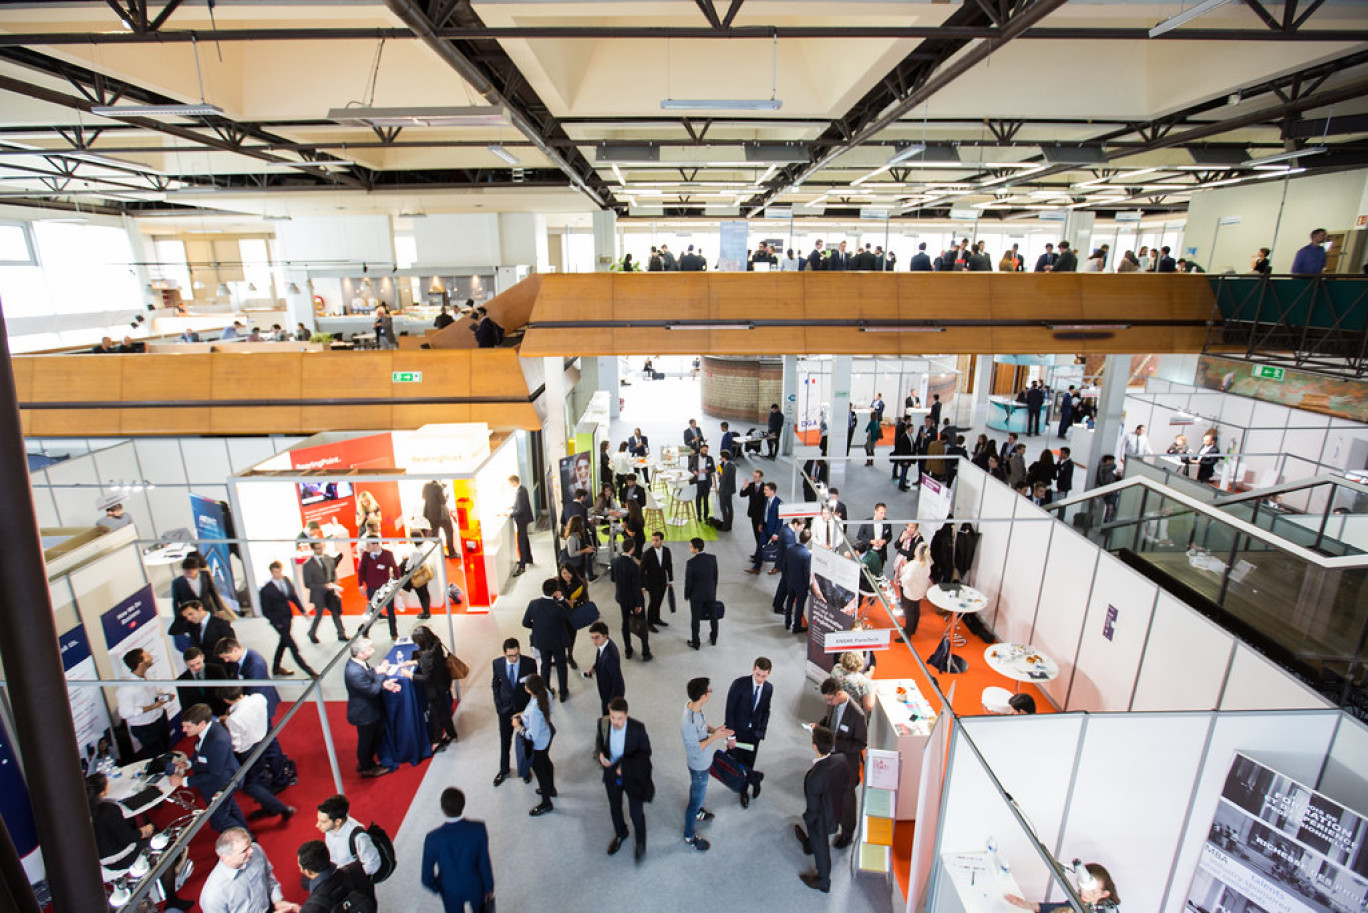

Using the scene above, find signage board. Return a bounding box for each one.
[392,371,423,383]
[1253,365,1285,381]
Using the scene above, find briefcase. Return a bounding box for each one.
[569,600,601,630]
[760,542,781,563]
[708,749,748,793]
[629,612,648,636]
[666,586,677,614]
[702,599,725,620]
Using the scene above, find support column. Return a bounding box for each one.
[971,355,994,431]
[544,357,570,510]
[599,356,621,420]
[592,210,618,272]
[830,355,853,489]
[780,355,798,457]
[0,310,107,911]
[1086,354,1130,490]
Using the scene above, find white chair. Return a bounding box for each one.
[669,485,698,526]
[643,488,667,537]
[981,686,1014,715]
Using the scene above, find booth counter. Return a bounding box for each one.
[871,678,936,820]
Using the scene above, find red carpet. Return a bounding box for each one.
[149,701,427,909]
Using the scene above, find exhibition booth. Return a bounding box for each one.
[230,423,527,612]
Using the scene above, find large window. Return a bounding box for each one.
[0,222,36,265]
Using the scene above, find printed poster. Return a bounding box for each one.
[1185,752,1368,913]
[101,585,182,751]
[805,544,862,671]
[59,624,115,768]
[189,494,241,614]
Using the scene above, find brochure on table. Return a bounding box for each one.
[232,424,521,610]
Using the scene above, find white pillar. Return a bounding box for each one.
[599,356,621,419]
[971,355,994,431]
[1086,354,1130,490]
[781,355,798,457]
[544,357,570,510]
[830,355,853,489]
[592,210,618,272]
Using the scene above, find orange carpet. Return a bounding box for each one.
[328,555,478,616]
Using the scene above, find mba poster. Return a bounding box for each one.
[189,493,241,614]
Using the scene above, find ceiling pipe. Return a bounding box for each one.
[381,0,614,209]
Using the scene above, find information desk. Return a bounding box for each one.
[939,851,1025,913]
[987,396,1049,434]
[380,642,433,768]
[869,678,936,819]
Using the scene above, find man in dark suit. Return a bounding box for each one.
[745,482,782,574]
[620,474,647,511]
[739,469,767,558]
[595,697,654,862]
[176,646,229,717]
[508,475,534,575]
[421,788,495,913]
[716,450,737,532]
[492,637,538,787]
[521,578,571,701]
[682,418,705,454]
[679,245,704,271]
[1054,240,1078,272]
[689,444,716,523]
[781,530,813,632]
[297,841,374,912]
[344,638,400,778]
[855,244,878,270]
[1033,242,1057,272]
[795,725,850,893]
[626,428,651,484]
[170,555,230,617]
[723,658,773,808]
[639,532,674,631]
[817,679,867,848]
[826,487,850,526]
[717,422,735,463]
[302,542,348,643]
[612,538,651,661]
[908,242,933,271]
[168,599,235,659]
[169,703,250,833]
[770,518,803,616]
[215,639,281,720]
[258,560,317,677]
[684,538,721,649]
[928,394,942,428]
[1057,446,1075,499]
[1025,380,1045,437]
[766,403,784,458]
[855,502,892,566]
[829,240,850,270]
[583,622,625,714]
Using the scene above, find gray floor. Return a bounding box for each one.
[230,376,1029,913]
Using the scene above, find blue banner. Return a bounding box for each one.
[0,717,38,861]
[718,220,749,272]
[189,494,240,613]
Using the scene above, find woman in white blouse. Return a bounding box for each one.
[898,542,933,637]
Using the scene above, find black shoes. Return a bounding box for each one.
[493,771,508,787]
[794,825,812,855]
[535,788,559,797]
[308,634,320,644]
[656,619,670,627]
[799,871,830,893]
[607,835,625,855]
[635,842,645,863]
[642,652,654,662]
[529,802,553,816]
[685,836,710,852]
[568,657,579,670]
[833,833,853,849]
[709,636,717,646]
[687,640,700,650]
[512,566,526,577]
[740,791,750,809]
[560,690,570,703]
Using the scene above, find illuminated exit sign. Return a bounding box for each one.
[1253,365,1284,381]
[391,371,423,383]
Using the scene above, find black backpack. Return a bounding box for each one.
[349,822,397,883]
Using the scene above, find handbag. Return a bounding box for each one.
[926,634,967,674]
[569,600,601,630]
[760,541,781,563]
[445,651,470,680]
[628,612,648,636]
[666,585,677,614]
[703,599,725,620]
[514,731,532,778]
[410,564,434,588]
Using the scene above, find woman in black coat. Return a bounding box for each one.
[87,774,193,910]
[408,626,457,751]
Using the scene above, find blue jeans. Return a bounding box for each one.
[684,767,709,840]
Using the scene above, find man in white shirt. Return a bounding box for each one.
[316,794,382,878]
[220,687,295,823]
[116,648,172,759]
[1122,424,1153,463]
[198,827,298,913]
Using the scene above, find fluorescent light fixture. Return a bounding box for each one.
[611,163,626,185]
[326,105,506,127]
[1241,146,1326,167]
[665,322,754,330]
[92,103,223,117]
[487,144,521,165]
[888,144,927,165]
[661,98,782,111]
[1149,0,1235,37]
[1048,323,1131,330]
[1041,145,1109,165]
[861,326,945,333]
[259,160,355,171]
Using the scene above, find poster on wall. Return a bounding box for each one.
[60,624,115,768]
[189,494,241,614]
[0,718,39,880]
[101,585,183,752]
[558,453,592,511]
[288,433,406,541]
[1185,752,1368,913]
[918,473,954,542]
[805,545,862,672]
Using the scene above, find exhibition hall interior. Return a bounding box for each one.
[1,1,1368,911]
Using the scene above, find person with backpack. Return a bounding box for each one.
[315,795,391,884]
[297,840,375,912]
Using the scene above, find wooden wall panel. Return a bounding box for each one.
[991,274,1083,321]
[534,275,614,322]
[121,353,212,401]
[899,275,993,321]
[11,356,32,402]
[210,406,303,435]
[615,274,710,321]
[27,355,123,403]
[467,351,527,398]
[300,404,392,432]
[211,352,303,403]
[30,409,117,436]
[120,407,207,435]
[391,403,471,428]
[300,352,394,400]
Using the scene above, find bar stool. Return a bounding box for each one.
[643,489,667,538]
[669,485,698,527]
[981,686,1014,715]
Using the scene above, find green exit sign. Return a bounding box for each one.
[391,371,423,383]
[1253,365,1285,381]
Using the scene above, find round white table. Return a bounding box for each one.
[104,755,186,818]
[926,584,988,670]
[983,642,1060,692]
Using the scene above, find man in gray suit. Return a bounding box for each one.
[302,541,347,643]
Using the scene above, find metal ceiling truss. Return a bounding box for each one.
[1208,277,1368,380]
[103,0,185,35]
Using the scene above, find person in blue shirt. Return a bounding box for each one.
[514,674,557,817]
[1290,227,1328,275]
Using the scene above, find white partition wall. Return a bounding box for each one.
[1219,643,1333,711]
[1321,715,1368,814]
[1067,559,1157,711]
[970,477,1018,625]
[1130,592,1236,711]
[994,498,1053,647]
[1030,524,1098,708]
